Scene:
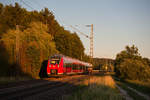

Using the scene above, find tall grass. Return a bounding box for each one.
[67,76,124,100]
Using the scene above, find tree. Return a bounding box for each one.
[54,30,85,60]
[143,57,150,67]
[118,59,150,80]
[115,45,150,80]
[70,33,85,60]
[0,3,30,35]
[93,58,114,70]
[1,22,58,77]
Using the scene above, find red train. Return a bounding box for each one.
[47,54,92,76]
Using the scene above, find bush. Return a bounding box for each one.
[115,45,150,80]
[116,59,150,80]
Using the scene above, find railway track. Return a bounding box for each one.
[0,75,88,100]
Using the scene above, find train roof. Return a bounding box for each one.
[50,54,92,67]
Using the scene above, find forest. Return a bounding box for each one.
[93,58,114,71]
[0,3,90,78]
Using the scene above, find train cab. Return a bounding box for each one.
[47,56,63,76]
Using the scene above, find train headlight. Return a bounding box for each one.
[49,65,51,67]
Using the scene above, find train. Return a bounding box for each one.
[46,54,92,76]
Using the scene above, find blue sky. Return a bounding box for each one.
[1,0,150,59]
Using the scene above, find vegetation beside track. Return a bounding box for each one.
[124,79,150,96]
[113,45,150,100]
[67,75,124,100]
[112,75,150,100]
[115,80,146,100]
[115,45,150,81]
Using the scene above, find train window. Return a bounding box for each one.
[72,64,75,70]
[66,64,68,67]
[75,64,77,70]
[50,59,60,65]
[51,60,56,64]
[78,65,80,70]
[66,63,71,68]
[74,64,77,70]
[63,64,66,67]
[70,64,72,67]
[68,64,70,67]
[80,66,82,70]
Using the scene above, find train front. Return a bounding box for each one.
[47,56,63,76]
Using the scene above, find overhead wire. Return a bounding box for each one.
[29,0,41,8]
[13,0,91,56]
[17,0,80,35]
[20,0,34,10]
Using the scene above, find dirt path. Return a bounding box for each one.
[113,76,150,100]
[116,85,133,100]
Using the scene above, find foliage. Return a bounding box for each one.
[1,22,58,77]
[0,3,87,60]
[82,54,91,63]
[0,3,60,37]
[54,30,85,60]
[115,45,150,80]
[117,59,150,80]
[143,57,150,67]
[0,3,30,35]
[93,58,114,70]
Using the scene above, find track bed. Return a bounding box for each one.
[0,75,88,100]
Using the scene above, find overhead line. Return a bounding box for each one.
[26,0,41,9]
[20,0,34,10]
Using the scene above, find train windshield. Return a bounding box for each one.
[50,59,60,65]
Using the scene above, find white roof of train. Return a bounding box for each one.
[51,54,92,67]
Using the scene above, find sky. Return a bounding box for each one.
[0,0,150,59]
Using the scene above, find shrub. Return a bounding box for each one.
[115,45,150,80]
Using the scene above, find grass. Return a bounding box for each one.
[116,81,146,100]
[67,75,124,100]
[112,75,150,97]
[124,79,150,96]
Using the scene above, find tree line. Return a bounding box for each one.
[93,58,114,71]
[0,3,90,78]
